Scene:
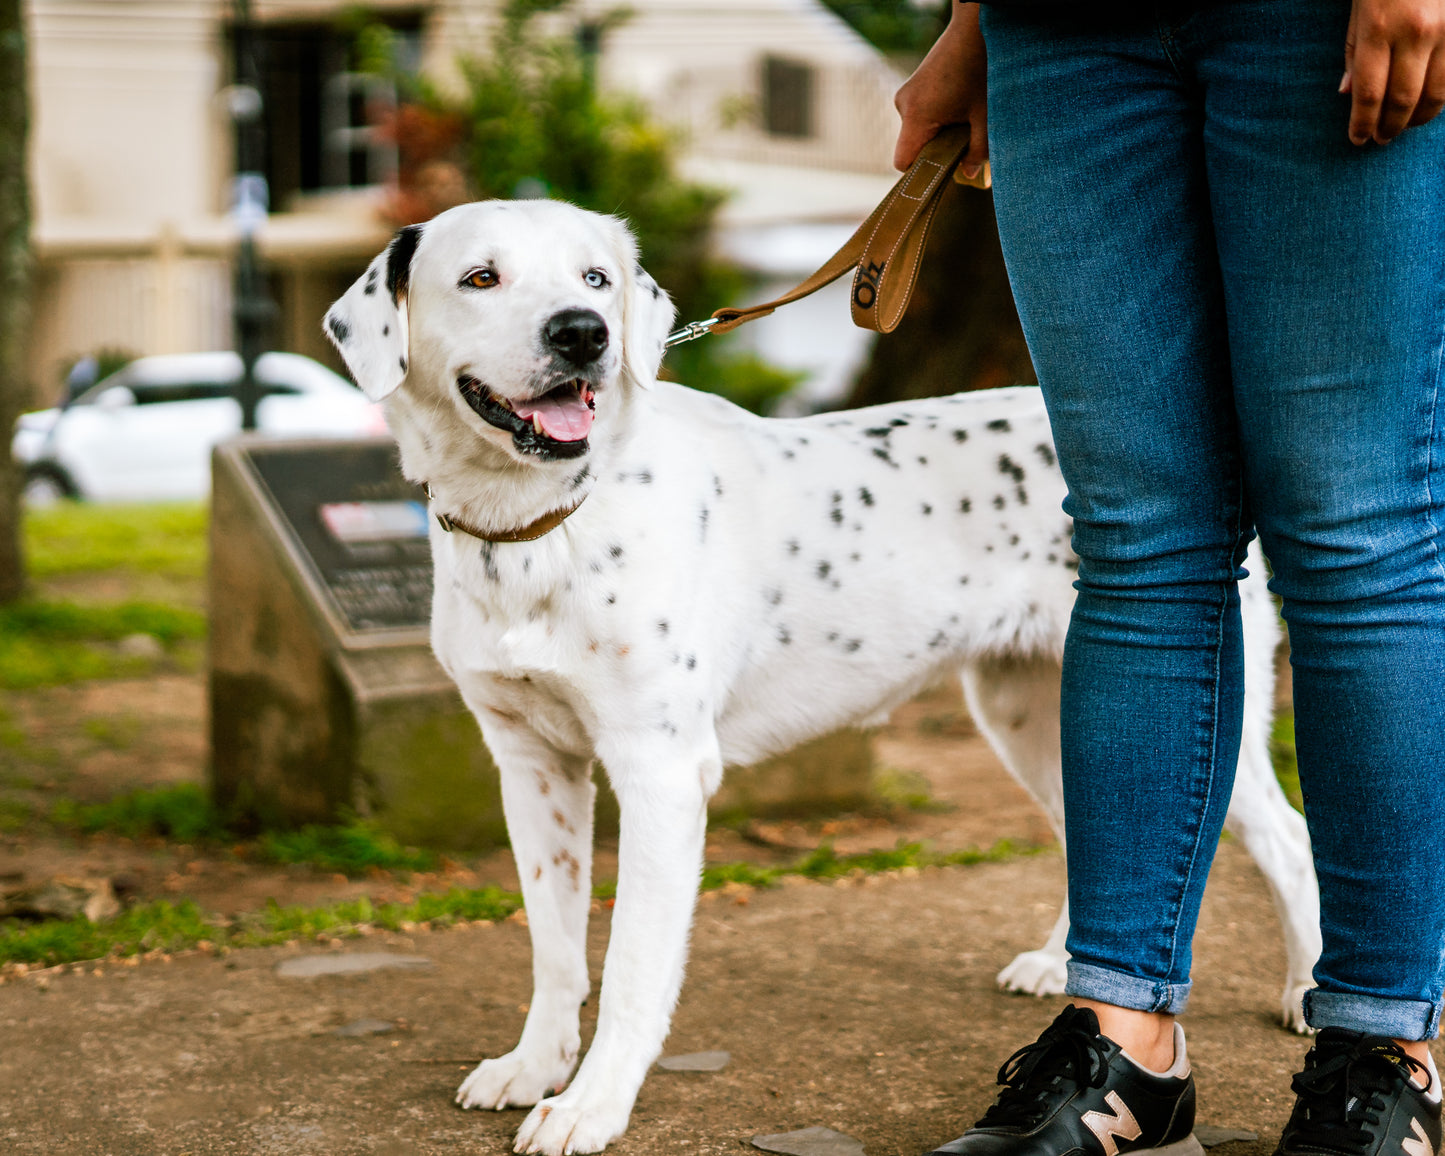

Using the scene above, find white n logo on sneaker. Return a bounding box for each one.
[1401,1117,1431,1156]
[1081,1090,1144,1156]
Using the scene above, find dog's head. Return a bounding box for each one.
[324,200,675,464]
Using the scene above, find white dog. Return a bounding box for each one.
[325,199,1319,1156]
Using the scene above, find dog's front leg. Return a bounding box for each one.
[457,722,596,1112]
[512,735,715,1156]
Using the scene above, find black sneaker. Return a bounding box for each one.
[926,1004,1201,1156]
[1275,1028,1442,1156]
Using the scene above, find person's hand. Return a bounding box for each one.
[893,3,988,179]
[1342,0,1445,143]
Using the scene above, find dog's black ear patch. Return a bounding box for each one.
[386,224,423,302]
[328,314,351,345]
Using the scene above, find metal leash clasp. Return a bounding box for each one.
[664,317,719,349]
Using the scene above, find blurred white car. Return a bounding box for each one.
[13,351,388,503]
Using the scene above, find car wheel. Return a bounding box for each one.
[22,465,79,507]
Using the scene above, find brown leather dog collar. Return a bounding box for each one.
[422,484,584,543]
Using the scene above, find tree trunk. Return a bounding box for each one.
[845,182,1035,409]
[0,0,31,604]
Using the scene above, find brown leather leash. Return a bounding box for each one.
[432,126,980,544]
[666,123,981,349]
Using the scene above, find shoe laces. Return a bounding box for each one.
[977,1006,1112,1130]
[1287,1034,1429,1155]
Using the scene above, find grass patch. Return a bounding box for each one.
[49,783,439,877]
[0,838,1039,968]
[51,784,224,844]
[256,824,438,877]
[23,502,207,580]
[0,599,206,690]
[1271,709,1302,812]
[871,767,953,815]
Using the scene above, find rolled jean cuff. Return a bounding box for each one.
[1303,989,1441,1040]
[1065,961,1192,1016]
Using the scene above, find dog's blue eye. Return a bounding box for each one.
[584,269,609,289]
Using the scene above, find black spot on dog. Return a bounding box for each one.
[890,417,909,427]
[651,284,661,299]
[713,475,724,499]
[921,503,933,516]
[480,542,500,583]
[1047,554,1058,564]
[827,632,839,642]
[327,314,350,344]
[636,470,654,484]
[1065,558,1080,570]
[917,456,929,466]
[1036,443,1057,467]
[830,507,845,525]
[605,592,616,604]
[777,625,792,645]
[783,449,796,460]
[987,418,1012,433]
[1009,534,1020,547]
[786,539,800,556]
[993,495,1007,510]
[610,544,625,562]
[765,587,783,606]
[685,654,696,670]
[849,552,861,562]
[522,556,532,573]
[1020,551,1031,560]
[658,619,670,636]
[699,505,709,540]
[959,575,970,585]
[382,325,389,337]
[1016,487,1029,506]
[858,487,875,507]
[571,465,591,490]
[364,268,379,295]
[865,427,892,438]
[816,560,832,580]
[843,638,862,653]
[928,630,947,648]
[959,498,972,514]
[797,436,809,446]
[385,223,422,302]
[399,356,408,372]
[872,447,899,468]
[952,429,968,443]
[998,455,1026,483]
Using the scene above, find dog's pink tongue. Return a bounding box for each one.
[511,393,595,441]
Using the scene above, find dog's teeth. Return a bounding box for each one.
[533,414,544,434]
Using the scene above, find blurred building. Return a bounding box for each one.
[24,0,903,404]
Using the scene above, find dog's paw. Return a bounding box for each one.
[997,949,1068,996]
[1281,981,1314,1035]
[512,1089,631,1156]
[456,1049,576,1111]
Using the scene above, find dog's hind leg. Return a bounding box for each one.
[959,654,1072,998]
[456,721,596,1112]
[1226,577,1319,1033]
[513,732,718,1156]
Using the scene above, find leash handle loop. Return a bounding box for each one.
[679,124,973,342]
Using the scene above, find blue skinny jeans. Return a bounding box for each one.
[980,0,1445,1039]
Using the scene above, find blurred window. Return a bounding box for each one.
[239,17,422,206]
[761,56,815,139]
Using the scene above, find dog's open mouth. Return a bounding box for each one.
[458,376,597,458]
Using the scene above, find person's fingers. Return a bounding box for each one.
[1408,44,1445,124]
[1349,31,1393,143]
[893,120,940,172]
[1375,38,1432,139]
[959,108,988,180]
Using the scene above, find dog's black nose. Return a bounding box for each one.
[543,308,609,367]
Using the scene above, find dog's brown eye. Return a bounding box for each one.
[463,268,498,290]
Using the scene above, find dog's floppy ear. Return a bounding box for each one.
[323,224,423,400]
[611,222,675,389]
